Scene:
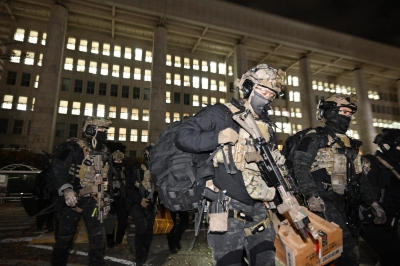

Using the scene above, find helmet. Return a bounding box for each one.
[316,93,358,121]
[112,150,125,161]
[82,116,112,137]
[143,144,154,157]
[373,128,400,153]
[236,63,286,99]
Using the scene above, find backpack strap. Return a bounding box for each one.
[376,156,400,180]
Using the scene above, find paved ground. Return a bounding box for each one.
[0,201,378,266]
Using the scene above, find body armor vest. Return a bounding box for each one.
[310,132,363,194]
[135,164,154,199]
[212,103,275,201]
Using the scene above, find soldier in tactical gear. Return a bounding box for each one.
[51,116,113,266]
[174,63,284,266]
[293,94,385,266]
[361,129,400,266]
[126,144,156,266]
[106,150,128,248]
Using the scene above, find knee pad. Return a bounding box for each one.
[249,240,275,265]
[216,249,243,266]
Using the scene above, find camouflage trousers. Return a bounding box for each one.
[317,190,359,266]
[51,197,105,266]
[207,198,275,266]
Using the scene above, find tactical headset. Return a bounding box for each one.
[240,67,284,99]
[316,97,357,121]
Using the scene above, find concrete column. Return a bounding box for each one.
[299,56,317,128]
[149,25,167,145]
[28,4,67,153]
[396,79,400,107]
[234,43,247,99]
[353,68,376,154]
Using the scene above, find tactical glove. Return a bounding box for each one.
[218,128,239,144]
[371,202,386,224]
[307,196,325,212]
[63,188,78,207]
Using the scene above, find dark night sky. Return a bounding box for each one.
[223,0,400,48]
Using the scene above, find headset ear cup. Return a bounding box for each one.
[242,79,254,99]
[85,126,96,136]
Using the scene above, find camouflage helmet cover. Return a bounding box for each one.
[112,150,125,160]
[374,128,400,152]
[235,63,286,98]
[82,116,112,136]
[317,93,358,120]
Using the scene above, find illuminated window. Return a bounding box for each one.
[294,92,300,102]
[211,97,217,105]
[210,79,217,91]
[91,41,99,54]
[72,102,81,115]
[103,43,110,56]
[166,91,171,103]
[201,77,208,89]
[144,70,151,81]
[131,108,139,120]
[184,58,190,69]
[84,103,93,116]
[193,76,200,88]
[228,65,233,76]
[119,128,126,141]
[219,98,226,104]
[31,98,35,111]
[58,100,68,114]
[193,95,199,106]
[109,106,117,118]
[184,75,190,87]
[24,51,34,65]
[135,48,142,61]
[78,40,87,52]
[210,61,217,73]
[202,61,208,72]
[11,50,21,63]
[34,75,39,88]
[219,81,226,92]
[97,104,105,117]
[66,37,76,50]
[145,51,152,63]
[295,108,302,118]
[124,47,132,59]
[123,66,130,79]
[112,65,119,77]
[166,73,171,84]
[64,57,73,71]
[28,30,38,44]
[166,112,171,123]
[174,56,181,67]
[174,74,181,86]
[37,53,43,66]
[41,33,47,45]
[218,63,226,75]
[101,63,108,76]
[202,96,208,107]
[114,45,121,57]
[130,129,138,142]
[107,127,115,140]
[89,61,97,74]
[14,28,25,42]
[134,68,141,80]
[120,107,128,119]
[166,54,172,66]
[312,80,317,90]
[77,59,85,72]
[2,95,13,109]
[141,130,148,142]
[173,112,180,122]
[142,109,149,121]
[282,107,289,117]
[193,59,199,70]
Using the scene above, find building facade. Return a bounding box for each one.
[1,0,400,155]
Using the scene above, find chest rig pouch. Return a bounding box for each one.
[79,150,110,196]
[311,133,363,195]
[213,114,275,201]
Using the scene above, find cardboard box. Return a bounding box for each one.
[274,208,343,266]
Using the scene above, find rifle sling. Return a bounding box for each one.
[376,156,400,180]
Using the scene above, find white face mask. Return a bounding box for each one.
[249,90,271,116]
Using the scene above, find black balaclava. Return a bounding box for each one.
[249,90,272,116]
[384,147,400,163]
[324,108,351,134]
[113,161,123,169]
[87,130,107,150]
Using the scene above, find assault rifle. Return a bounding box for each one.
[232,109,319,240]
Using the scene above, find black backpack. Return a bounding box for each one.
[45,140,82,198]
[150,104,235,212]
